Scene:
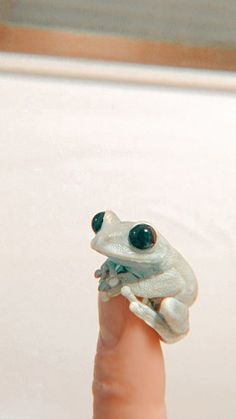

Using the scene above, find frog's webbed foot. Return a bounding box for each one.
[95,269,102,278]
[96,260,126,296]
[121,286,157,329]
[97,264,138,293]
[121,287,189,343]
[96,259,116,280]
[95,259,127,279]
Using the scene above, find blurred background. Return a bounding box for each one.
[0,2,236,419]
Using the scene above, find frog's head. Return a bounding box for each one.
[90,210,169,268]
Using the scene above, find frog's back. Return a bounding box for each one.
[172,249,198,306]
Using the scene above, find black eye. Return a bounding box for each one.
[128,224,157,249]
[91,211,105,233]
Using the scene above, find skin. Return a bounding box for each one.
[93,294,166,419]
[91,210,198,344]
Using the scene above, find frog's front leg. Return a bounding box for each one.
[121,286,167,334]
[121,286,189,343]
[121,286,159,328]
[126,268,183,299]
[95,259,116,280]
[96,259,119,292]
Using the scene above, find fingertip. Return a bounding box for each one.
[98,293,129,348]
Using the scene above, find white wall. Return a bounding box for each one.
[0,68,236,419]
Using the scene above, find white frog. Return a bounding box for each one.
[91,210,198,343]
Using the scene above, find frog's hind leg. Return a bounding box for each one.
[129,300,184,343]
[159,297,189,336]
[121,287,188,344]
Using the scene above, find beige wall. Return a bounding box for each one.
[2,0,236,48]
[0,62,236,419]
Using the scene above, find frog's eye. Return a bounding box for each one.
[128,224,157,249]
[91,211,105,233]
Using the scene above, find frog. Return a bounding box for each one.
[91,210,198,344]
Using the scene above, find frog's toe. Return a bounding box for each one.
[129,301,140,314]
[100,292,110,302]
[98,280,111,291]
[94,269,102,278]
[108,277,120,287]
[121,286,137,302]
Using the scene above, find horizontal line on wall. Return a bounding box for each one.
[1,52,236,93]
[1,25,236,72]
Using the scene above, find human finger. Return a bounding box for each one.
[93,293,166,419]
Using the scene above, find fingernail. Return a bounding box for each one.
[99,293,128,348]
